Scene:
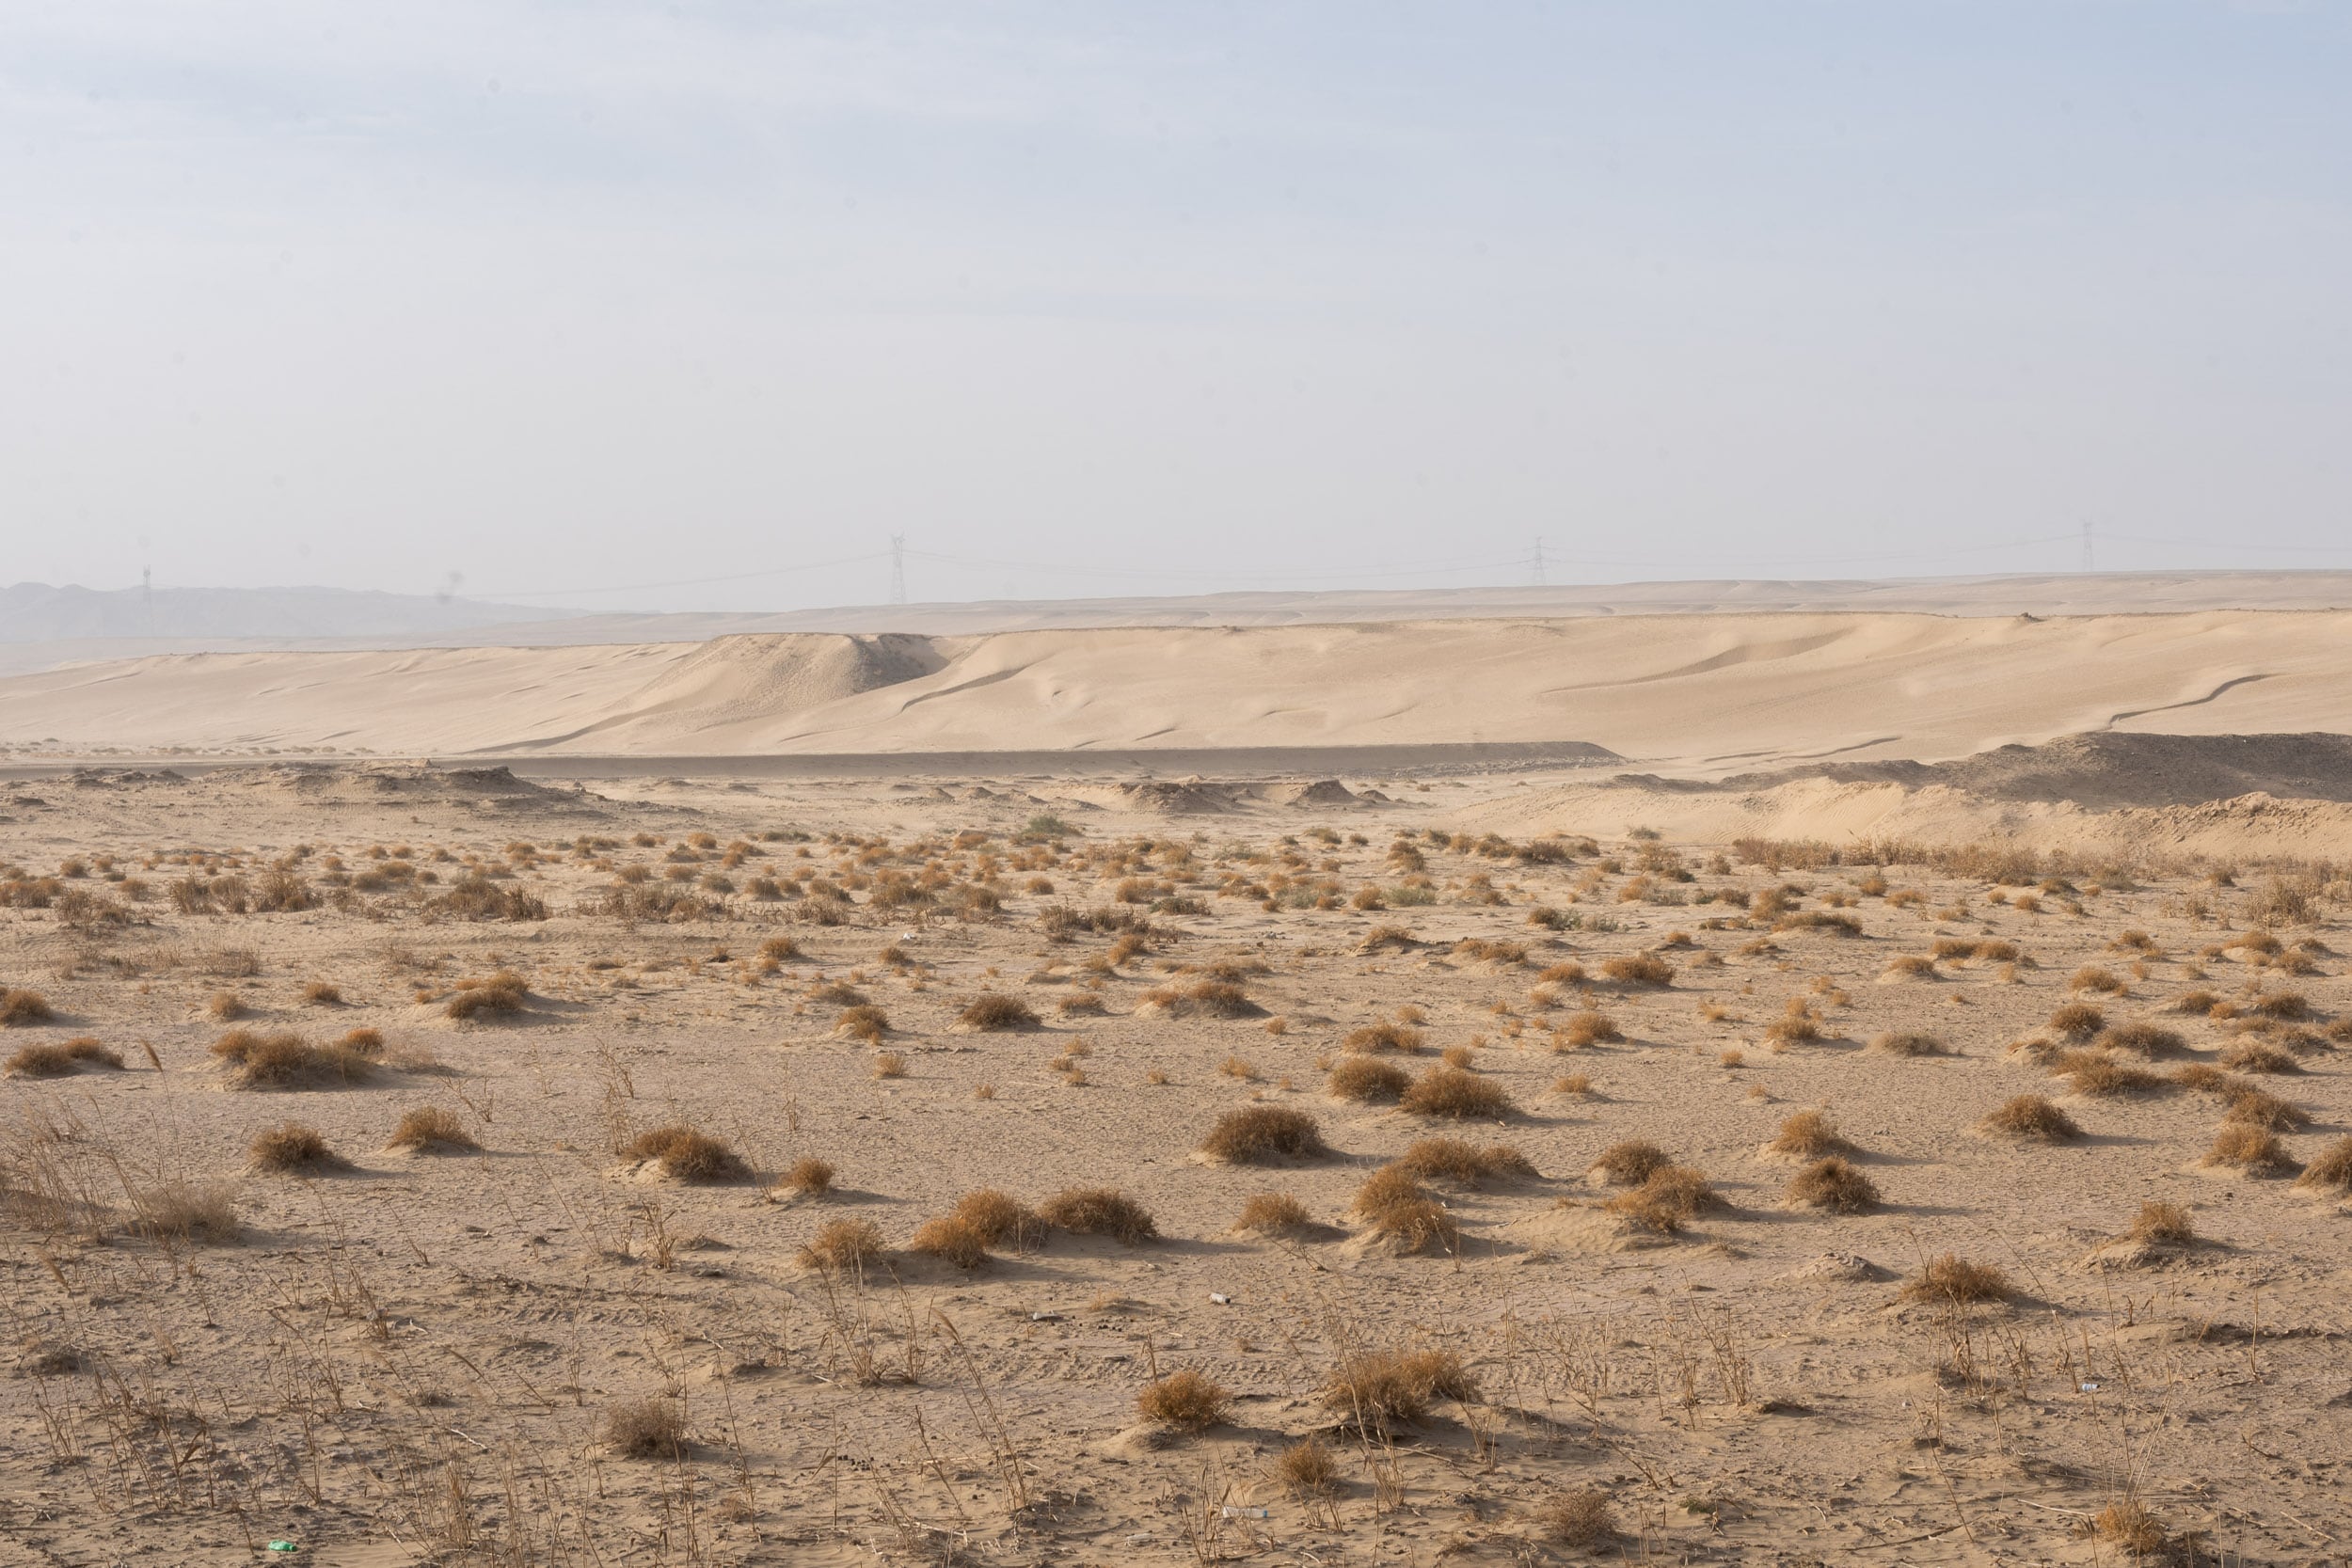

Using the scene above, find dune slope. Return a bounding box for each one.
[8,610,2352,766]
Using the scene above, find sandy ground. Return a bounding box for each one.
[9,610,2352,769]
[4,762,2351,1566]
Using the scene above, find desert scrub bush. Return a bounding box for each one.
[1763,1002,1823,1047]
[1535,1487,1617,1549]
[604,1397,687,1459]
[210,1029,374,1088]
[1395,1136,1535,1185]
[1327,1055,1410,1103]
[1056,992,1108,1017]
[800,1218,886,1270]
[908,1212,992,1269]
[386,1106,480,1153]
[1588,1140,1673,1185]
[2201,1123,2294,1175]
[0,988,56,1025]
[776,1157,834,1196]
[958,991,1040,1031]
[1767,1110,1851,1158]
[1200,1105,1328,1164]
[625,1124,749,1182]
[1038,1187,1157,1243]
[247,1122,348,1174]
[2220,1038,2299,1074]
[1599,953,1674,987]
[1979,1095,2080,1142]
[1608,1165,1719,1233]
[126,1180,242,1245]
[1901,1254,2009,1305]
[2221,1085,2309,1130]
[2069,966,2125,995]
[2129,1200,2196,1244]
[1136,1369,1232,1431]
[2096,1022,2187,1057]
[2052,1049,2170,1097]
[939,1188,1043,1251]
[2293,1137,2352,1194]
[444,971,527,1020]
[834,1005,889,1042]
[870,1051,908,1080]
[300,981,342,1006]
[6,1037,121,1077]
[1342,1020,1424,1053]
[1234,1192,1313,1237]
[1321,1348,1477,1429]
[1400,1064,1515,1120]
[205,990,247,1022]
[1273,1436,1340,1498]
[1867,1031,1944,1056]
[1555,1010,1622,1049]
[2047,1003,2106,1040]
[1786,1156,1879,1212]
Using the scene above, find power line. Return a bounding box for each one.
[473,548,893,601]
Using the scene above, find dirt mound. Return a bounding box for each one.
[1693,732,2352,809]
[1111,782,1241,815]
[203,763,572,804]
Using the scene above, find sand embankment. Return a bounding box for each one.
[7,610,2352,767]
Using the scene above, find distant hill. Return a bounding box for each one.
[0,582,573,642]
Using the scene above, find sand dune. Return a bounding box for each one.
[8,610,2352,767]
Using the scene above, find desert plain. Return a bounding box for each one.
[6,604,2352,1566]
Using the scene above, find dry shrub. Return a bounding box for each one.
[2129,1200,2196,1244]
[1235,1192,1313,1237]
[1535,1487,1616,1549]
[210,1028,373,1088]
[1881,955,1938,979]
[1273,1436,1340,1498]
[1589,1140,1672,1185]
[959,992,1040,1031]
[834,1005,889,1042]
[1351,1164,1428,1220]
[1768,1110,1850,1158]
[2097,1022,2186,1057]
[604,1398,687,1459]
[444,971,527,1020]
[2087,1498,2165,1555]
[1343,1021,1424,1053]
[1556,1010,1622,1048]
[1608,1165,1719,1233]
[1763,1003,1822,1046]
[1440,1043,1476,1069]
[340,1026,385,1053]
[2224,1086,2309,1131]
[908,1213,991,1269]
[1552,1071,1593,1097]
[6,1037,121,1077]
[1787,1156,1878,1212]
[778,1157,834,1196]
[1357,924,1419,954]
[0,988,56,1025]
[2167,989,2223,1015]
[1399,1064,1514,1120]
[2069,966,2125,995]
[127,1180,241,1244]
[1867,1031,1943,1056]
[2293,1137,2352,1194]
[2053,1050,2169,1097]
[800,1217,886,1269]
[247,1122,347,1174]
[387,1105,480,1153]
[1181,980,1258,1018]
[1395,1136,1534,1185]
[300,981,342,1006]
[1038,1187,1157,1243]
[2220,1039,2299,1074]
[1321,1347,1477,1428]
[1136,1369,1232,1431]
[1200,1105,1327,1164]
[625,1124,749,1182]
[206,990,246,1022]
[1979,1095,2080,1142]
[870,1052,907,1079]
[1901,1254,2008,1305]
[1328,1055,1410,1103]
[2202,1123,2294,1175]
[945,1188,1043,1249]
[1057,992,1107,1017]
[2047,1003,2106,1040]
[1599,953,1674,987]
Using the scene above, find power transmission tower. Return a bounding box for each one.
[889,534,907,605]
[2081,520,2094,573]
[1531,537,1548,586]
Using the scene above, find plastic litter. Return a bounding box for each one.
[1208,1292,1232,1306]
[1221,1506,1269,1519]
[265,1544,299,1555]
[2078,1381,2101,1393]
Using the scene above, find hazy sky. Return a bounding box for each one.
[5,2,2349,612]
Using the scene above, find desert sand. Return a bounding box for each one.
[8,610,2352,768]
[3,752,2351,1566]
